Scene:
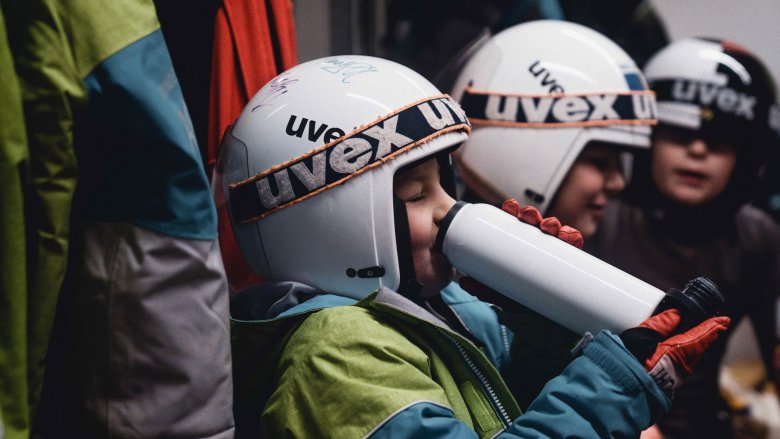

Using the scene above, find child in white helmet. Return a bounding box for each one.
[447,20,659,408]
[588,38,780,439]
[449,20,655,240]
[218,53,728,438]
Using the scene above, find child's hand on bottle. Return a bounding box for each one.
[501,199,584,248]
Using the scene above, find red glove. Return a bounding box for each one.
[620,309,731,398]
[501,199,584,249]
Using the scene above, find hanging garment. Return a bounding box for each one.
[208,0,297,293]
[2,0,234,436]
[0,5,35,438]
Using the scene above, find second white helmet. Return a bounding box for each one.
[451,20,657,213]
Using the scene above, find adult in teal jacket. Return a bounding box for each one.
[219,54,728,438]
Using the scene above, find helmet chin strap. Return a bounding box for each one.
[392,195,424,300]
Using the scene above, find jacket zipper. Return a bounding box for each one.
[500,324,511,354]
[436,328,513,428]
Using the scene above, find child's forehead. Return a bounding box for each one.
[395,157,440,181]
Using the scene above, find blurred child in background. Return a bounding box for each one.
[589,37,780,439]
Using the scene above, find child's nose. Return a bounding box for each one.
[687,138,709,156]
[434,192,457,225]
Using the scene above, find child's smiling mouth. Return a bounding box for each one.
[676,169,708,186]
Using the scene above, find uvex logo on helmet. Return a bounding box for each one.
[653,78,780,141]
[670,79,758,121]
[229,95,469,224]
[459,87,657,128]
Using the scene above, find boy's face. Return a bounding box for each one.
[394,158,456,298]
[651,126,737,207]
[547,143,626,238]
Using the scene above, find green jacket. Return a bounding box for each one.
[232,284,670,438]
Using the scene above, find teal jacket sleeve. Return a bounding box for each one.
[371,331,670,438]
[506,331,670,438]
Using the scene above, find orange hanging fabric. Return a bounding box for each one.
[208,0,297,292]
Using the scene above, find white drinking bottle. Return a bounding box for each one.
[435,202,723,335]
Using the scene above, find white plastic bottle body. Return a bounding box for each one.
[440,203,666,335]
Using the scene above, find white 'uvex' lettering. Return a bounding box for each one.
[587,95,620,120]
[672,80,757,120]
[698,83,720,105]
[519,97,553,122]
[485,95,518,121]
[734,94,756,119]
[633,94,656,120]
[330,138,372,173]
[441,98,467,123]
[486,94,655,123]
[418,99,456,129]
[364,115,413,159]
[290,152,326,190]
[551,96,590,122]
[672,81,696,101]
[257,170,295,208]
[254,99,464,210]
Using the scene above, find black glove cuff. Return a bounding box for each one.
[619,327,663,363]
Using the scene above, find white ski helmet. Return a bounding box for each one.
[643,37,780,196]
[214,55,470,299]
[451,20,657,213]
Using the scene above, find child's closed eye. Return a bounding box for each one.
[405,192,426,203]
